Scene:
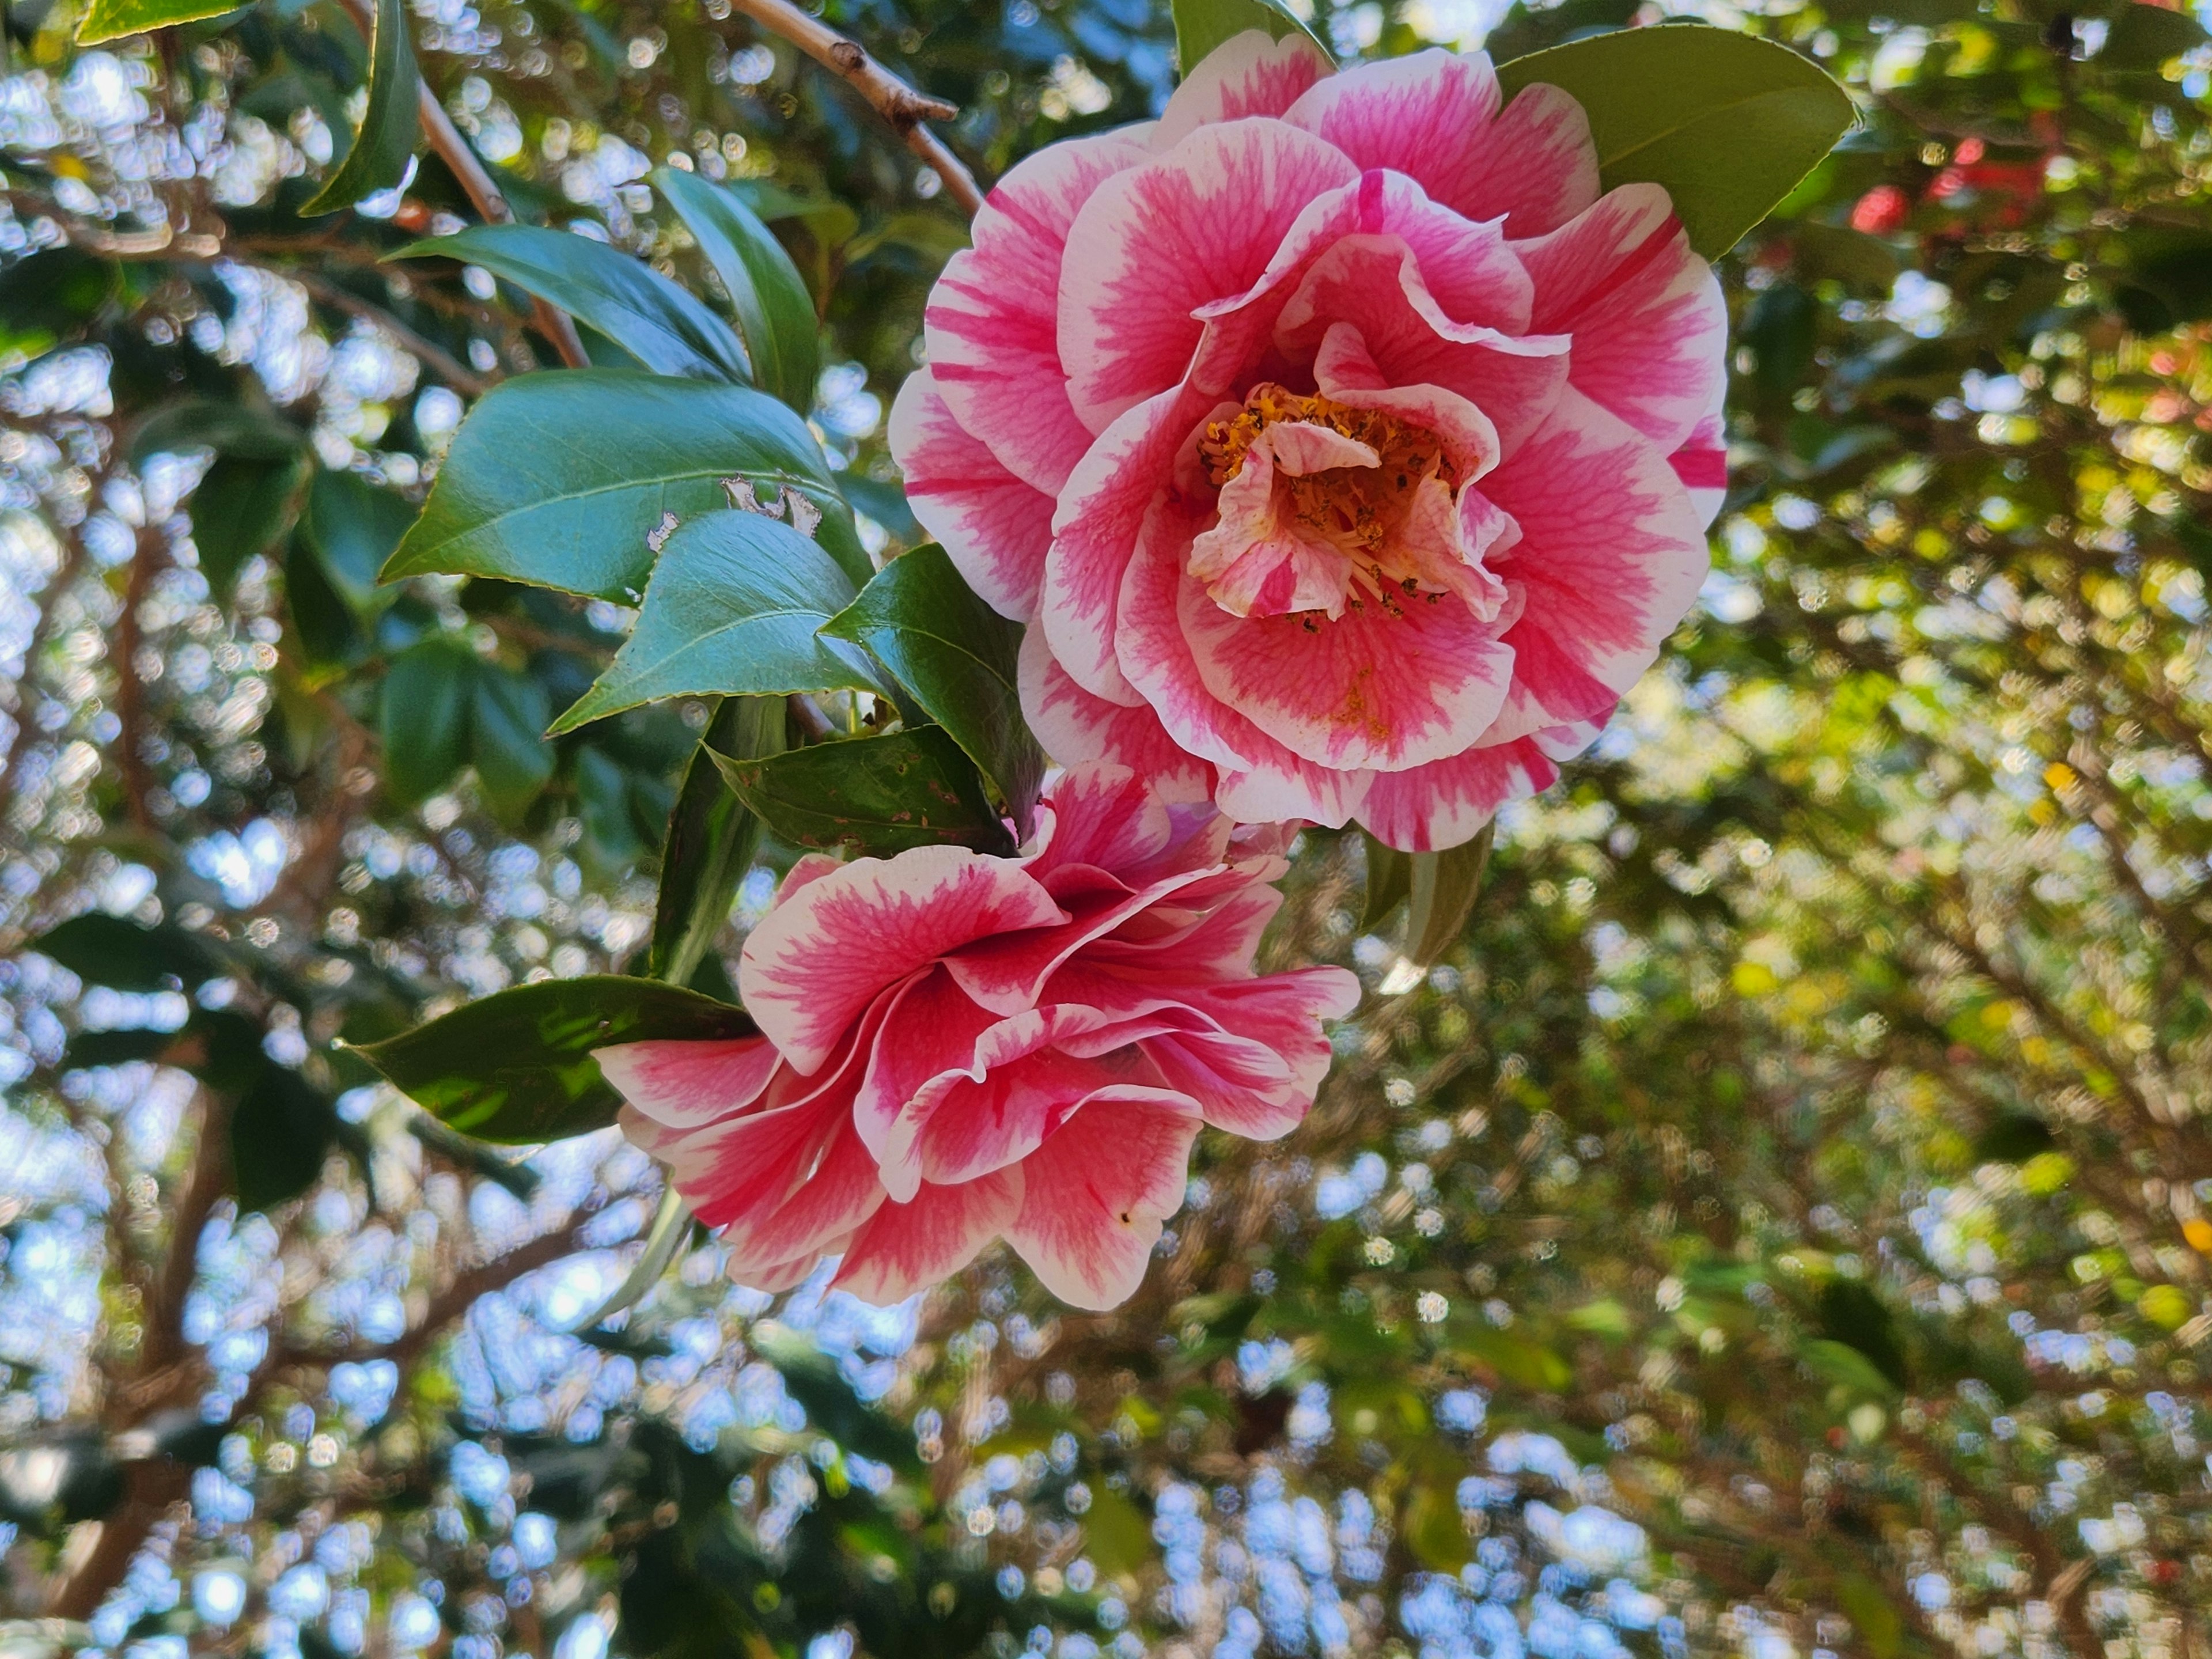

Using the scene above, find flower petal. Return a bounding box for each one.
[1517,184,1728,453]
[1154,28,1332,149]
[719,1117,887,1286]
[1020,761,1174,880]
[739,846,1065,1073]
[925,129,1153,487]
[1668,392,1728,530]
[1020,623,1218,802]
[832,1166,1024,1306]
[1005,1095,1201,1310]
[1357,734,1557,850]
[1282,50,1598,235]
[888,370,1060,621]
[595,1035,779,1131]
[1059,119,1360,430]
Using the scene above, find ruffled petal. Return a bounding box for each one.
[832,1166,1024,1305]
[1358,735,1556,851]
[1020,623,1217,802]
[1005,1095,1202,1309]
[594,1035,779,1130]
[1019,761,1174,880]
[739,846,1065,1074]
[719,1119,886,1287]
[1154,28,1332,149]
[888,370,1059,620]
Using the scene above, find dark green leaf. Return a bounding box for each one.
[349,976,757,1143]
[131,399,301,465]
[0,248,115,358]
[550,510,889,733]
[1404,821,1495,969]
[821,544,1044,837]
[470,665,555,826]
[654,168,820,412]
[713,726,1012,858]
[401,225,751,384]
[62,1027,183,1069]
[1172,0,1331,74]
[301,466,418,609]
[301,0,421,215]
[382,370,866,600]
[191,453,306,595]
[1496,26,1855,259]
[1359,831,1411,933]
[286,537,364,666]
[649,696,785,986]
[230,1065,338,1211]
[835,470,922,544]
[2099,2,2207,71]
[380,635,474,808]
[77,0,237,41]
[32,914,218,991]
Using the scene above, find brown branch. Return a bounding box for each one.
[131,1089,233,1387]
[109,522,161,835]
[289,267,493,395]
[725,0,986,217]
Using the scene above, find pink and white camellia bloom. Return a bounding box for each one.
[598,764,1359,1310]
[890,31,1730,851]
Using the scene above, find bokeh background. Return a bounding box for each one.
[3,0,2211,1655]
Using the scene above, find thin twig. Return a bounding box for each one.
[289,267,494,395]
[725,0,986,217]
[110,522,161,835]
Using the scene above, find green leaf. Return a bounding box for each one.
[32,914,219,991]
[191,453,308,595]
[1359,831,1411,933]
[835,469,922,544]
[230,1065,338,1211]
[131,399,301,465]
[301,467,417,609]
[1403,822,1494,969]
[77,0,238,42]
[401,226,751,384]
[380,635,474,808]
[654,168,821,413]
[382,370,866,600]
[549,510,889,733]
[1172,0,1331,75]
[713,726,1013,858]
[2100,2,2209,71]
[470,666,555,826]
[62,1027,184,1070]
[301,0,422,215]
[1496,26,1855,259]
[649,696,786,987]
[567,1185,692,1332]
[821,544,1044,837]
[349,975,757,1143]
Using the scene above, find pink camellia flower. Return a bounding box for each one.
[598,764,1358,1310]
[891,31,1730,851]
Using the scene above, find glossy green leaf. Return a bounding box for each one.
[130,399,300,465]
[470,666,555,826]
[381,370,865,600]
[1359,831,1412,933]
[301,466,417,609]
[567,1184,692,1332]
[712,726,1013,858]
[32,914,219,991]
[649,696,786,987]
[401,225,751,384]
[230,1065,338,1211]
[301,0,422,215]
[1172,0,1330,74]
[550,510,889,734]
[821,544,1044,837]
[835,469,922,544]
[350,976,757,1143]
[2100,2,2209,71]
[379,635,474,808]
[1403,821,1495,969]
[654,168,820,413]
[77,0,238,42]
[1496,26,1855,259]
[191,452,308,595]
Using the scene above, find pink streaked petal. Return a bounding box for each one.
[1041,384,1209,703]
[1313,323,1502,481]
[852,967,1003,1161]
[1480,388,1709,740]
[946,868,1222,1016]
[1518,183,1728,453]
[595,1035,779,1131]
[1214,752,1372,829]
[888,372,1058,621]
[1084,882,1282,980]
[1155,29,1332,148]
[630,1091,832,1232]
[739,846,1065,1073]
[1669,389,1729,529]
[926,129,1153,484]
[1179,560,1517,772]
[832,1166,1024,1305]
[1020,762,1173,880]
[1359,734,1558,851]
[1005,1095,1202,1309]
[1019,624,1217,804]
[1283,51,1597,234]
[1143,1029,1305,1138]
[1533,704,1616,763]
[718,1118,885,1280]
[1059,120,1359,430]
[776,853,846,904]
[728,1240,850,1296]
[1275,238,1568,453]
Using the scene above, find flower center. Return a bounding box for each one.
[1190,384,1502,624]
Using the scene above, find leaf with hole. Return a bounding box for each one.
[381,370,865,599]
[550,510,891,733]
[1497,26,1855,259]
[349,976,757,1143]
[821,544,1044,838]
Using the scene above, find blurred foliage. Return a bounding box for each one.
[1,0,2211,1657]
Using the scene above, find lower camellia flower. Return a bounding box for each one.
[892,30,1730,851]
[597,765,1359,1310]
